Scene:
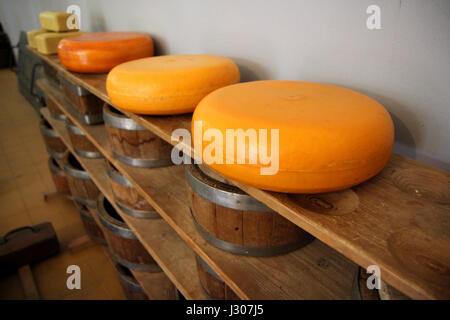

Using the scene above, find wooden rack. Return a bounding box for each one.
[33,48,449,300]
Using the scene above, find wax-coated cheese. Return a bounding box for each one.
[193,80,394,193]
[39,11,77,32]
[27,29,47,48]
[58,32,154,73]
[35,31,83,55]
[106,55,240,115]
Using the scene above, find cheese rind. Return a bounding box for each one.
[39,11,78,32]
[27,29,48,48]
[106,55,240,115]
[58,32,154,73]
[35,31,84,55]
[192,80,395,193]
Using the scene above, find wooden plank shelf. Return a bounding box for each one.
[33,49,450,299]
[87,207,182,300]
[40,107,207,300]
[38,79,357,300]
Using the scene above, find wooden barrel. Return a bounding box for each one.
[62,152,100,207]
[58,74,103,125]
[45,97,66,120]
[66,119,103,159]
[114,262,148,300]
[103,104,172,168]
[42,60,59,87]
[39,119,66,159]
[73,199,106,245]
[186,164,313,257]
[105,160,160,219]
[196,255,239,300]
[97,194,160,272]
[114,260,179,300]
[47,157,71,197]
[352,267,410,300]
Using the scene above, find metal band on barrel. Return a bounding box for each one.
[191,209,308,257]
[72,196,97,208]
[196,255,222,281]
[117,270,145,293]
[103,105,146,131]
[185,166,272,212]
[105,163,133,187]
[77,207,94,220]
[62,99,104,125]
[116,201,160,219]
[74,149,104,159]
[66,123,85,135]
[97,195,136,239]
[112,150,173,168]
[47,148,65,159]
[110,251,162,273]
[58,74,89,96]
[40,125,59,138]
[48,158,64,176]
[50,112,67,120]
[62,161,91,180]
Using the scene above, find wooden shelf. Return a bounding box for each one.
[34,49,450,299]
[40,107,207,300]
[39,79,357,300]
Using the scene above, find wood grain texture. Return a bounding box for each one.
[107,161,154,211]
[105,123,172,160]
[196,256,239,300]
[60,80,104,116]
[42,60,59,86]
[40,120,66,154]
[41,106,206,300]
[48,158,71,196]
[45,98,64,117]
[67,120,100,153]
[62,152,100,202]
[189,185,311,249]
[18,265,40,300]
[39,91,357,300]
[73,201,105,243]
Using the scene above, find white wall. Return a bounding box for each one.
[1,0,449,170]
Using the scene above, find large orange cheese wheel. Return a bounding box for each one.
[192,80,394,193]
[58,32,153,73]
[106,55,240,115]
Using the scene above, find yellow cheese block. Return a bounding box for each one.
[35,31,83,55]
[27,29,48,48]
[106,55,240,115]
[193,80,394,193]
[39,11,78,32]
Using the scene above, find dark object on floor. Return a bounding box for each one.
[16,30,45,114]
[0,222,60,276]
[0,22,16,69]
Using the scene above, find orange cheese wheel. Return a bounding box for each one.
[106,55,240,115]
[58,32,153,73]
[192,80,394,193]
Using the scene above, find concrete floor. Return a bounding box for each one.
[0,69,125,299]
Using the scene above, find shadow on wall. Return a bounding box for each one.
[230,57,271,82]
[148,34,168,56]
[351,88,419,160]
[345,87,449,170]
